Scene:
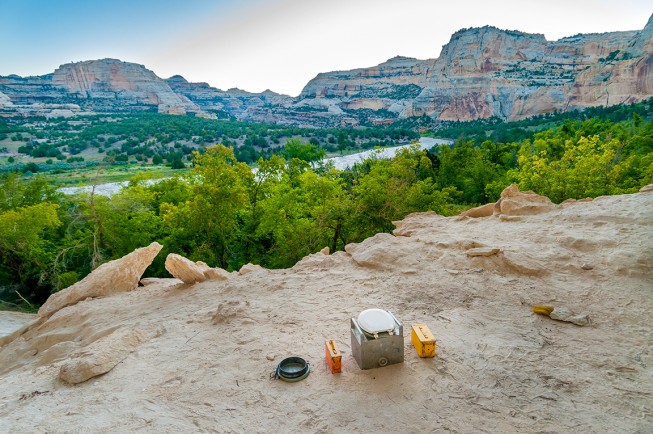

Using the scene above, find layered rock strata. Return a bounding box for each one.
[1,15,651,123]
[299,15,653,121]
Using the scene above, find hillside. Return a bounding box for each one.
[1,15,652,126]
[298,14,653,122]
[1,185,651,432]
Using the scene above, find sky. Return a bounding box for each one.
[1,0,651,96]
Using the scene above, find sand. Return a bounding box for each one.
[0,188,651,433]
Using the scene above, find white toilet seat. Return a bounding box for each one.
[357,309,396,335]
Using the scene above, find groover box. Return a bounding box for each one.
[351,309,404,370]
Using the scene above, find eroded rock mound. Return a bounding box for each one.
[238,263,267,275]
[38,242,163,318]
[0,189,651,433]
[459,202,495,218]
[59,327,150,384]
[345,232,420,270]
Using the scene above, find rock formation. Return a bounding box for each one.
[0,59,211,118]
[0,188,651,432]
[1,16,652,124]
[38,242,163,317]
[298,15,653,122]
[58,327,150,384]
[494,184,555,215]
[51,59,206,116]
[164,253,230,284]
[165,75,293,123]
[237,263,266,275]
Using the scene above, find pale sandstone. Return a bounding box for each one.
[59,328,149,384]
[52,59,204,116]
[164,254,206,284]
[38,242,163,317]
[466,247,502,257]
[459,202,495,218]
[298,16,653,122]
[196,261,231,281]
[0,189,651,432]
[640,183,653,193]
[495,184,555,216]
[238,263,266,275]
[549,307,590,326]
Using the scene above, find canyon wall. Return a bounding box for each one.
[1,15,651,124]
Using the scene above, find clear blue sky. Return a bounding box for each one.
[1,0,651,96]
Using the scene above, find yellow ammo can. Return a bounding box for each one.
[411,324,436,358]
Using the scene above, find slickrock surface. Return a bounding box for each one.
[0,187,651,432]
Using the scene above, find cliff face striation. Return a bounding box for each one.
[297,15,653,121]
[1,15,652,123]
[164,75,293,123]
[1,59,210,118]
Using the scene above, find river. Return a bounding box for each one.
[59,137,451,197]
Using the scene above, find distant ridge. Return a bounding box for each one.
[1,14,652,125]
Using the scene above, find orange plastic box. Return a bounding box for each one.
[411,324,436,358]
[325,339,342,373]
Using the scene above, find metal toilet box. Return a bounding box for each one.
[350,310,404,370]
[411,323,436,358]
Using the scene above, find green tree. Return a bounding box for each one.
[164,145,252,268]
[352,146,456,239]
[0,203,62,290]
[256,167,349,267]
[512,135,634,202]
[436,141,498,204]
[281,138,326,163]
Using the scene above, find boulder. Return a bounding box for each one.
[59,328,148,384]
[239,263,267,275]
[550,307,590,326]
[459,202,496,218]
[164,254,205,284]
[345,233,419,270]
[495,184,555,216]
[164,256,231,284]
[196,261,230,281]
[38,242,163,318]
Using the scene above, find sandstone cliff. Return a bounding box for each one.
[1,59,210,117]
[165,74,293,123]
[1,16,652,123]
[1,187,651,431]
[51,59,205,115]
[298,15,653,121]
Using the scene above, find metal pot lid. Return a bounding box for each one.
[357,309,395,334]
[272,356,310,382]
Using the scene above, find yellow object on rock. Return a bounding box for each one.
[533,305,555,316]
